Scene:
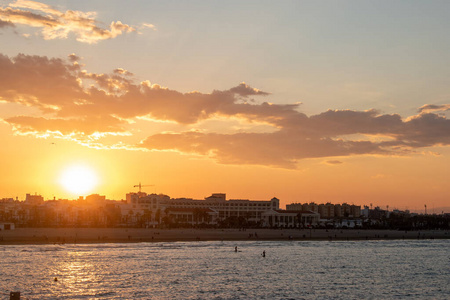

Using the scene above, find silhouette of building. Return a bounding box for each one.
[287,202,361,219]
[25,193,44,205]
[261,209,320,227]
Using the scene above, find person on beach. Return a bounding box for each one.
[235,246,238,252]
[262,250,265,257]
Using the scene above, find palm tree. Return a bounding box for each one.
[193,208,202,226]
[155,209,161,227]
[127,210,134,227]
[143,209,152,228]
[135,211,142,227]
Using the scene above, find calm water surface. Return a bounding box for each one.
[1,240,449,299]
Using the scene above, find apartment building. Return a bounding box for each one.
[287,202,361,219]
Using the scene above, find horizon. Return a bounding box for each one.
[1,1,449,215]
[3,190,449,214]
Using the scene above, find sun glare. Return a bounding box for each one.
[59,165,99,195]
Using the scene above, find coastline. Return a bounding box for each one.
[1,228,449,245]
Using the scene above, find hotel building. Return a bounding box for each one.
[124,192,280,225]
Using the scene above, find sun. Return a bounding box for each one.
[59,164,99,195]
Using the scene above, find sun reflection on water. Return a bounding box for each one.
[1,241,449,299]
[51,250,107,297]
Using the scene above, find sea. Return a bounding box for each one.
[0,240,449,299]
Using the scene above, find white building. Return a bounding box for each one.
[122,192,280,225]
[166,194,279,222]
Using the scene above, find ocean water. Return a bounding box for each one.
[0,240,449,299]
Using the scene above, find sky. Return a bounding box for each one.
[1,0,449,212]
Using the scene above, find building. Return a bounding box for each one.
[318,203,335,219]
[0,222,15,230]
[287,202,361,219]
[165,207,218,225]
[286,203,302,211]
[166,194,279,222]
[123,192,279,225]
[85,194,106,206]
[350,205,361,218]
[261,209,320,228]
[286,202,319,214]
[25,194,44,205]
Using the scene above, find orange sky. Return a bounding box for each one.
[1,1,449,212]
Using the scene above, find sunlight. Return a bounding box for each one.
[59,164,99,195]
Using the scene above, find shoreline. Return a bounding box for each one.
[1,228,449,245]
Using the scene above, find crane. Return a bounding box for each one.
[133,183,154,193]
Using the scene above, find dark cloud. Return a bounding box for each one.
[141,131,284,165]
[307,109,403,136]
[139,131,385,168]
[399,113,450,147]
[0,53,83,112]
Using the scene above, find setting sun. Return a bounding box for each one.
[59,165,99,195]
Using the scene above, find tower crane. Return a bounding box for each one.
[133,183,154,193]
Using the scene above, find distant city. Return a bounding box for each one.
[1,191,448,231]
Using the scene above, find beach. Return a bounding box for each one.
[1,227,449,245]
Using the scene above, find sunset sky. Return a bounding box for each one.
[1,0,449,212]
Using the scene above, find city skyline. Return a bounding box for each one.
[2,190,447,215]
[1,0,450,213]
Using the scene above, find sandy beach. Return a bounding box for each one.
[0,228,449,245]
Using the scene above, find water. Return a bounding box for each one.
[1,240,449,299]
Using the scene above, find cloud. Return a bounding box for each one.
[399,113,450,147]
[67,53,80,62]
[139,131,381,168]
[0,0,136,43]
[9,0,60,15]
[0,19,14,28]
[6,115,127,137]
[141,23,156,30]
[0,53,83,112]
[325,160,343,165]
[418,104,450,113]
[228,82,270,97]
[113,68,133,76]
[1,53,450,168]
